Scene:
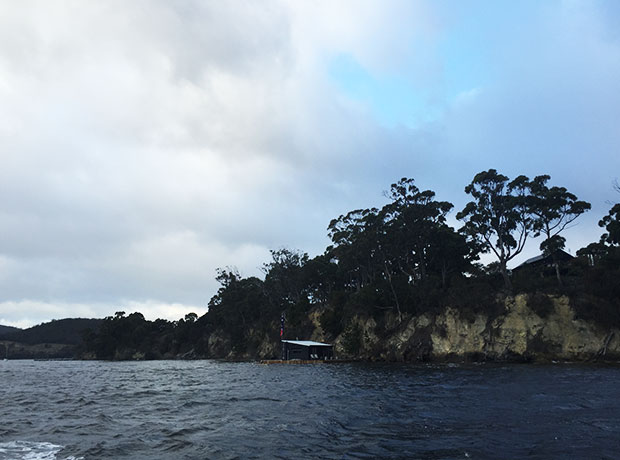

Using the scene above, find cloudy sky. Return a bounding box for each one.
[1,0,619,328]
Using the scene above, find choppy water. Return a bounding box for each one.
[1,360,620,459]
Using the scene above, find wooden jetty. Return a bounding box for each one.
[259,359,354,365]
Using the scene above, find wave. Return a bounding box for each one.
[0,441,83,460]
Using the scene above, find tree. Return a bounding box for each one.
[577,242,609,266]
[596,179,620,250]
[207,270,268,352]
[184,312,198,323]
[301,253,339,305]
[425,224,479,288]
[382,178,454,283]
[262,248,310,309]
[600,203,620,246]
[215,267,241,288]
[327,208,382,290]
[328,207,398,317]
[529,175,591,285]
[457,169,533,290]
[327,178,459,322]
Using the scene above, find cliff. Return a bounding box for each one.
[74,293,620,362]
[228,294,619,362]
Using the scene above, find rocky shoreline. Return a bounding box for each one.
[189,294,620,364]
[3,294,619,363]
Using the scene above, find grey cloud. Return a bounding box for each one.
[1,1,619,327]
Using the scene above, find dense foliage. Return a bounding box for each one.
[2,319,102,345]
[71,171,619,360]
[82,311,206,360]
[0,324,20,339]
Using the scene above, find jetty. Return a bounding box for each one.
[259,359,354,365]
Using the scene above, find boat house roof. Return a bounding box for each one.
[281,340,332,347]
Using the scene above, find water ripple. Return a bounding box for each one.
[2,361,620,458]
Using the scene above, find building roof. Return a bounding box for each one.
[281,340,332,347]
[514,249,574,270]
[519,253,546,266]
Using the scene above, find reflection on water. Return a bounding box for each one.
[1,360,620,459]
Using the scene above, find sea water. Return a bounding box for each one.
[1,360,620,459]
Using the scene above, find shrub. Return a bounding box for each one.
[342,323,363,355]
[528,292,554,318]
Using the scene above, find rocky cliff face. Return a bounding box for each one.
[428,295,618,361]
[299,294,618,362]
[207,294,619,362]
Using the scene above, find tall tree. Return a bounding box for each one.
[457,169,533,290]
[425,225,479,288]
[262,248,310,309]
[328,207,403,318]
[208,268,267,342]
[600,203,620,246]
[327,208,382,290]
[327,178,458,322]
[529,175,591,285]
[382,178,454,283]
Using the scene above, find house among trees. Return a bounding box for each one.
[513,249,574,272]
[281,340,333,360]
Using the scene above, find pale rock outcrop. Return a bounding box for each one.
[332,294,619,361]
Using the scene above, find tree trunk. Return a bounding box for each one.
[417,251,426,280]
[384,262,403,324]
[500,259,512,291]
[441,261,447,289]
[552,253,563,287]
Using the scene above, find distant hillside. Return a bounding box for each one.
[5,318,103,345]
[0,324,21,339]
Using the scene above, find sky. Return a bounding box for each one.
[1,0,619,328]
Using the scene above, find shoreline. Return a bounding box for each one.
[4,354,620,366]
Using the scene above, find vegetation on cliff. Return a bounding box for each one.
[0,319,102,359]
[2,318,102,345]
[0,324,20,339]
[48,170,620,361]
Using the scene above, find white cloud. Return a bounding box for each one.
[0,299,205,329]
[0,1,619,326]
[0,300,99,328]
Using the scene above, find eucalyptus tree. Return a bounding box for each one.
[576,241,609,266]
[262,248,309,307]
[382,178,454,284]
[457,169,534,290]
[327,179,455,322]
[208,268,266,335]
[302,253,339,305]
[425,224,479,288]
[379,177,458,318]
[328,207,404,319]
[327,207,382,290]
[600,203,620,246]
[528,175,591,285]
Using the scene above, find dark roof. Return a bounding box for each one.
[281,340,332,347]
[520,254,546,265]
[515,249,574,270]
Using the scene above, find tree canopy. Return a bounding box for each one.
[528,175,591,285]
[600,203,620,246]
[76,171,619,361]
[457,169,533,290]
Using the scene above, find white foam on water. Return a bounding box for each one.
[0,441,83,460]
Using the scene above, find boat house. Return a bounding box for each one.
[281,340,333,360]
